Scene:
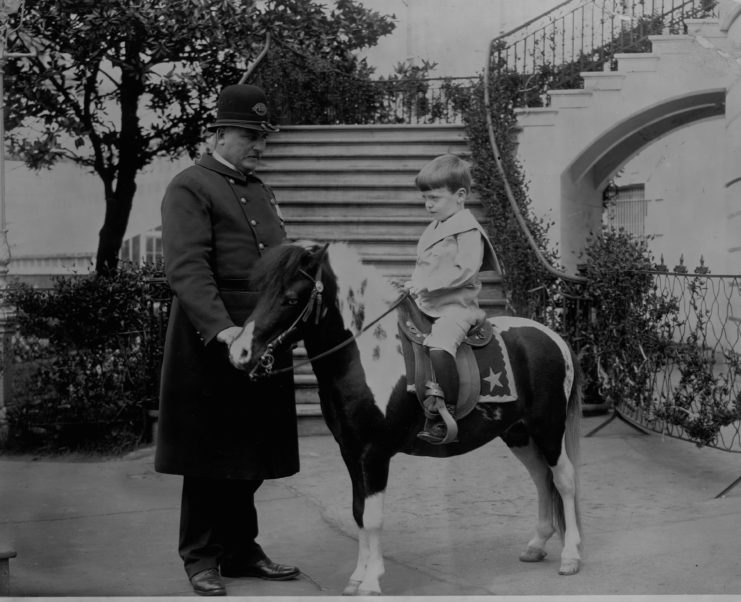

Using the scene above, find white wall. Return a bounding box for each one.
[359,0,566,77]
[615,117,728,274]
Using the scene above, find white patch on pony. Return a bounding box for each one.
[326,243,405,416]
[363,491,384,531]
[493,316,574,402]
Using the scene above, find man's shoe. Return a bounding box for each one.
[221,557,300,581]
[190,568,226,596]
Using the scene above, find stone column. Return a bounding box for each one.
[722,2,741,276]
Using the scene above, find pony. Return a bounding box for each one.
[228,241,583,595]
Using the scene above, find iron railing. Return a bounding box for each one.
[618,270,741,452]
[276,77,477,125]
[529,268,741,454]
[489,0,720,107]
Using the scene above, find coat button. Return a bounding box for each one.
[258,243,265,250]
[228,178,235,184]
[250,219,257,226]
[240,197,247,204]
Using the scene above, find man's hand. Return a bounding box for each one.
[216,326,243,346]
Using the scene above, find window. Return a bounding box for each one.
[604,183,647,238]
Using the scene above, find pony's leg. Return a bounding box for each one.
[355,491,385,596]
[344,529,369,595]
[508,440,556,563]
[551,439,581,575]
[342,455,368,595]
[341,449,389,596]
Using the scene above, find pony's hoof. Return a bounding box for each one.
[558,558,580,575]
[342,580,360,595]
[519,546,547,562]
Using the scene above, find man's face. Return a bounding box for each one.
[216,127,268,173]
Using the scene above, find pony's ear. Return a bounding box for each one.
[306,242,330,264]
[293,239,322,253]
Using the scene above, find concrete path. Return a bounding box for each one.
[0,414,740,598]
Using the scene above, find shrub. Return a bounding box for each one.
[4,262,170,454]
[576,227,678,409]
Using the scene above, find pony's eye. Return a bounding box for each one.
[285,296,299,306]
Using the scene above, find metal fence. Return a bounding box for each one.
[530,269,741,454]
[489,0,720,107]
[278,76,477,125]
[617,271,741,452]
[363,77,476,124]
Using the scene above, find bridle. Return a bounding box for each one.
[244,251,408,381]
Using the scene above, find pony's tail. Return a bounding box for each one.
[550,345,583,544]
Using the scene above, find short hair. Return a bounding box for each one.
[415,154,472,194]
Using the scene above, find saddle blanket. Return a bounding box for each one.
[468,325,517,403]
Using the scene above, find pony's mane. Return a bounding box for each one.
[326,243,401,335]
[249,244,312,300]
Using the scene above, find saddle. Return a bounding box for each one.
[398,299,510,427]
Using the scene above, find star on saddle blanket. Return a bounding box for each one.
[399,307,518,423]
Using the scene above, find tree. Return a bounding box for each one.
[6,0,395,274]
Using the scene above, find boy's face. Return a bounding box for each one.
[421,187,466,221]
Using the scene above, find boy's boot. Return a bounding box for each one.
[417,349,459,444]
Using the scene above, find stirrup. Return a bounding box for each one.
[417,403,459,445]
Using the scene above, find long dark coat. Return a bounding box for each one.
[154,154,299,480]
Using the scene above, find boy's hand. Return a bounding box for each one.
[403,281,419,296]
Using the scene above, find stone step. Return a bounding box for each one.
[273,189,487,206]
[263,172,424,187]
[512,108,559,129]
[260,156,458,172]
[264,143,470,157]
[272,188,420,203]
[269,124,469,143]
[648,34,694,55]
[684,18,723,37]
[614,53,661,72]
[285,216,428,239]
[547,89,593,109]
[281,201,483,218]
[581,72,626,92]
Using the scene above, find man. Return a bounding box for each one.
[155,84,300,596]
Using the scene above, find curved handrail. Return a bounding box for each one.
[491,0,575,46]
[482,45,586,283]
[239,31,271,84]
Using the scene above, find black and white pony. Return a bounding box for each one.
[228,242,583,595]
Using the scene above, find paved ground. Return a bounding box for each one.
[0,413,740,599]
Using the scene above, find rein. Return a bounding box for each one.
[246,264,409,380]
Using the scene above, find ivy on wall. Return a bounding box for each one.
[456,55,741,447]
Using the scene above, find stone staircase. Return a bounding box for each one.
[259,124,509,424]
[513,17,735,271]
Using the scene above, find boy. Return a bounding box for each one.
[405,154,498,444]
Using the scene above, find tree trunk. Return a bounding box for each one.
[95,186,135,276]
[95,38,144,276]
